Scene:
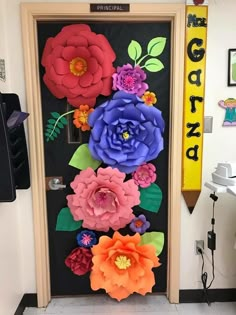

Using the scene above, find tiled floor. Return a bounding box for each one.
[23,295,236,315]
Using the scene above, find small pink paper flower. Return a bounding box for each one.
[132,163,156,188]
[67,167,140,232]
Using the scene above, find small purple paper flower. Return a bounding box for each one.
[132,163,157,188]
[76,230,97,248]
[88,91,165,174]
[112,64,148,96]
[129,214,150,234]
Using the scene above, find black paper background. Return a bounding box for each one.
[37,21,171,296]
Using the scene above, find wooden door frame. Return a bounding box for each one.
[21,2,185,307]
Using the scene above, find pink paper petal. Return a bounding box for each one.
[84,81,103,98]
[68,95,96,108]
[100,76,112,96]
[43,75,65,99]
[54,58,69,75]
[62,46,78,61]
[79,72,93,88]
[67,35,88,47]
[62,73,79,89]
[89,45,104,65]
[87,57,98,74]
[92,65,103,84]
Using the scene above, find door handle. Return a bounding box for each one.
[48,178,66,190]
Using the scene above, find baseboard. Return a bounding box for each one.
[179,289,236,303]
[14,293,37,315]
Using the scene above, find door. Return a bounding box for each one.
[37,20,171,299]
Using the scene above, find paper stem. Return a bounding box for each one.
[136,54,149,66]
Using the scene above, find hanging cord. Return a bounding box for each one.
[198,193,217,305]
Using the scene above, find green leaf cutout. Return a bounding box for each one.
[56,207,82,231]
[51,112,61,119]
[60,116,68,125]
[139,232,164,256]
[69,144,102,170]
[147,37,166,57]
[144,58,164,72]
[128,40,142,62]
[45,111,72,142]
[139,183,163,213]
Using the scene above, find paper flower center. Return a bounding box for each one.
[115,255,131,270]
[122,131,130,140]
[70,57,87,76]
[94,188,117,211]
[142,91,157,106]
[138,170,149,181]
[78,111,88,124]
[81,233,93,246]
[123,75,135,89]
[134,219,144,228]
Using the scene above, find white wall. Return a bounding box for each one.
[0,0,236,313]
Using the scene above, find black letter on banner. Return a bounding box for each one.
[186,122,201,137]
[188,69,202,86]
[186,145,199,161]
[187,38,205,62]
[190,96,203,113]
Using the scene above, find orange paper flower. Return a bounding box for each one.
[73,105,94,131]
[142,91,157,106]
[90,231,160,301]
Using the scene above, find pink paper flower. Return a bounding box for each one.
[41,24,116,108]
[67,167,140,232]
[132,163,157,188]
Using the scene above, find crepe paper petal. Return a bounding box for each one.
[67,167,140,232]
[129,214,150,234]
[76,230,97,248]
[69,144,102,170]
[147,37,167,57]
[128,40,142,62]
[45,110,72,142]
[143,58,164,72]
[56,207,82,231]
[139,183,163,213]
[41,24,116,108]
[88,91,165,174]
[90,231,161,301]
[65,247,93,276]
[139,232,164,256]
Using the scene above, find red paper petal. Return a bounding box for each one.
[54,58,69,75]
[43,75,65,99]
[89,45,104,65]
[70,83,87,95]
[67,35,88,47]
[79,72,93,88]
[62,24,91,36]
[52,45,64,58]
[41,37,53,66]
[92,65,103,84]
[44,54,53,68]
[62,46,78,61]
[87,57,98,74]
[96,34,116,62]
[74,46,91,60]
[62,73,79,89]
[68,95,96,108]
[100,76,112,96]
[84,81,103,98]
[49,66,63,85]
[52,31,70,48]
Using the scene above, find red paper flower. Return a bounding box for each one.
[41,24,116,108]
[65,247,93,276]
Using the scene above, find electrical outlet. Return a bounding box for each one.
[195,240,204,255]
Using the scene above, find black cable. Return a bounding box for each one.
[199,249,210,305]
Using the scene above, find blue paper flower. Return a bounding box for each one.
[129,214,150,234]
[88,91,165,173]
[76,230,97,248]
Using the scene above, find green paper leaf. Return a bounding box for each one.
[139,183,163,213]
[69,144,102,170]
[56,207,82,231]
[48,118,56,124]
[147,37,166,57]
[128,40,142,61]
[57,122,64,128]
[60,116,68,125]
[139,232,164,256]
[144,58,164,72]
[46,124,54,130]
[55,127,60,134]
[51,112,61,119]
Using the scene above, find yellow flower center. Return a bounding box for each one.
[70,57,87,76]
[122,131,130,140]
[78,111,88,124]
[115,255,131,270]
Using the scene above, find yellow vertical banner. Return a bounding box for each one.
[182,5,208,212]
